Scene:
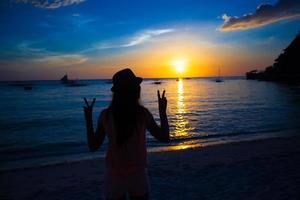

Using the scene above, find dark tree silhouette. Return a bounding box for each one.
[246,31,300,84]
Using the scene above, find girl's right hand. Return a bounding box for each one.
[157,90,167,115]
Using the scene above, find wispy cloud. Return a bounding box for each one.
[3,28,174,68]
[10,42,88,67]
[15,0,86,9]
[220,0,300,31]
[33,54,87,66]
[17,42,49,57]
[85,28,175,52]
[121,29,174,47]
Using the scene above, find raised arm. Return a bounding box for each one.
[147,90,170,143]
[83,98,106,152]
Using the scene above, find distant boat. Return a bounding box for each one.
[215,67,223,83]
[67,80,87,87]
[60,74,69,84]
[60,74,87,86]
[9,81,33,87]
[215,78,223,83]
[24,86,33,90]
[152,80,162,84]
[9,81,34,89]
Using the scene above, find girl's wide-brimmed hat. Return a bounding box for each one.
[111,68,143,92]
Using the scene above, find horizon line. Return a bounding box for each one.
[0,75,244,82]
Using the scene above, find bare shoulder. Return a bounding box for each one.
[101,108,109,115]
[140,106,154,121]
[98,108,109,122]
[140,106,150,114]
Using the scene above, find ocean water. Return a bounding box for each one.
[1,77,300,170]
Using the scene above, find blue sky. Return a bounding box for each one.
[0,0,300,80]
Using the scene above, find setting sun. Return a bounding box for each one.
[172,59,187,74]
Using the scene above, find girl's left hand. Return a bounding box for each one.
[83,97,96,118]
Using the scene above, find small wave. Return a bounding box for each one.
[151,127,287,145]
[0,141,97,162]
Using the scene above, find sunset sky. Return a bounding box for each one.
[0,0,300,80]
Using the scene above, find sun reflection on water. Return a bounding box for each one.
[174,79,190,137]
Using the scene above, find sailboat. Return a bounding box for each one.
[60,74,69,84]
[215,67,223,82]
[67,79,87,87]
[60,74,87,86]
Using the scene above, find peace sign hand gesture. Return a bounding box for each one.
[83,97,96,119]
[157,90,167,115]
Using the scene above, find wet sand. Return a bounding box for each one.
[1,136,300,200]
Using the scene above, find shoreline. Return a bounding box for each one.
[1,134,300,199]
[0,128,298,173]
[1,128,298,173]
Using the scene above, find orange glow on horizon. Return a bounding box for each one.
[2,30,276,81]
[68,34,272,80]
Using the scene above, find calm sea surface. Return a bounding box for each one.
[1,77,300,170]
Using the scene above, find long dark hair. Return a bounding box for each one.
[109,86,143,147]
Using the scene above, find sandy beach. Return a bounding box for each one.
[1,136,300,200]
[2,0,300,200]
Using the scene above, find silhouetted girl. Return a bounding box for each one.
[83,68,170,200]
